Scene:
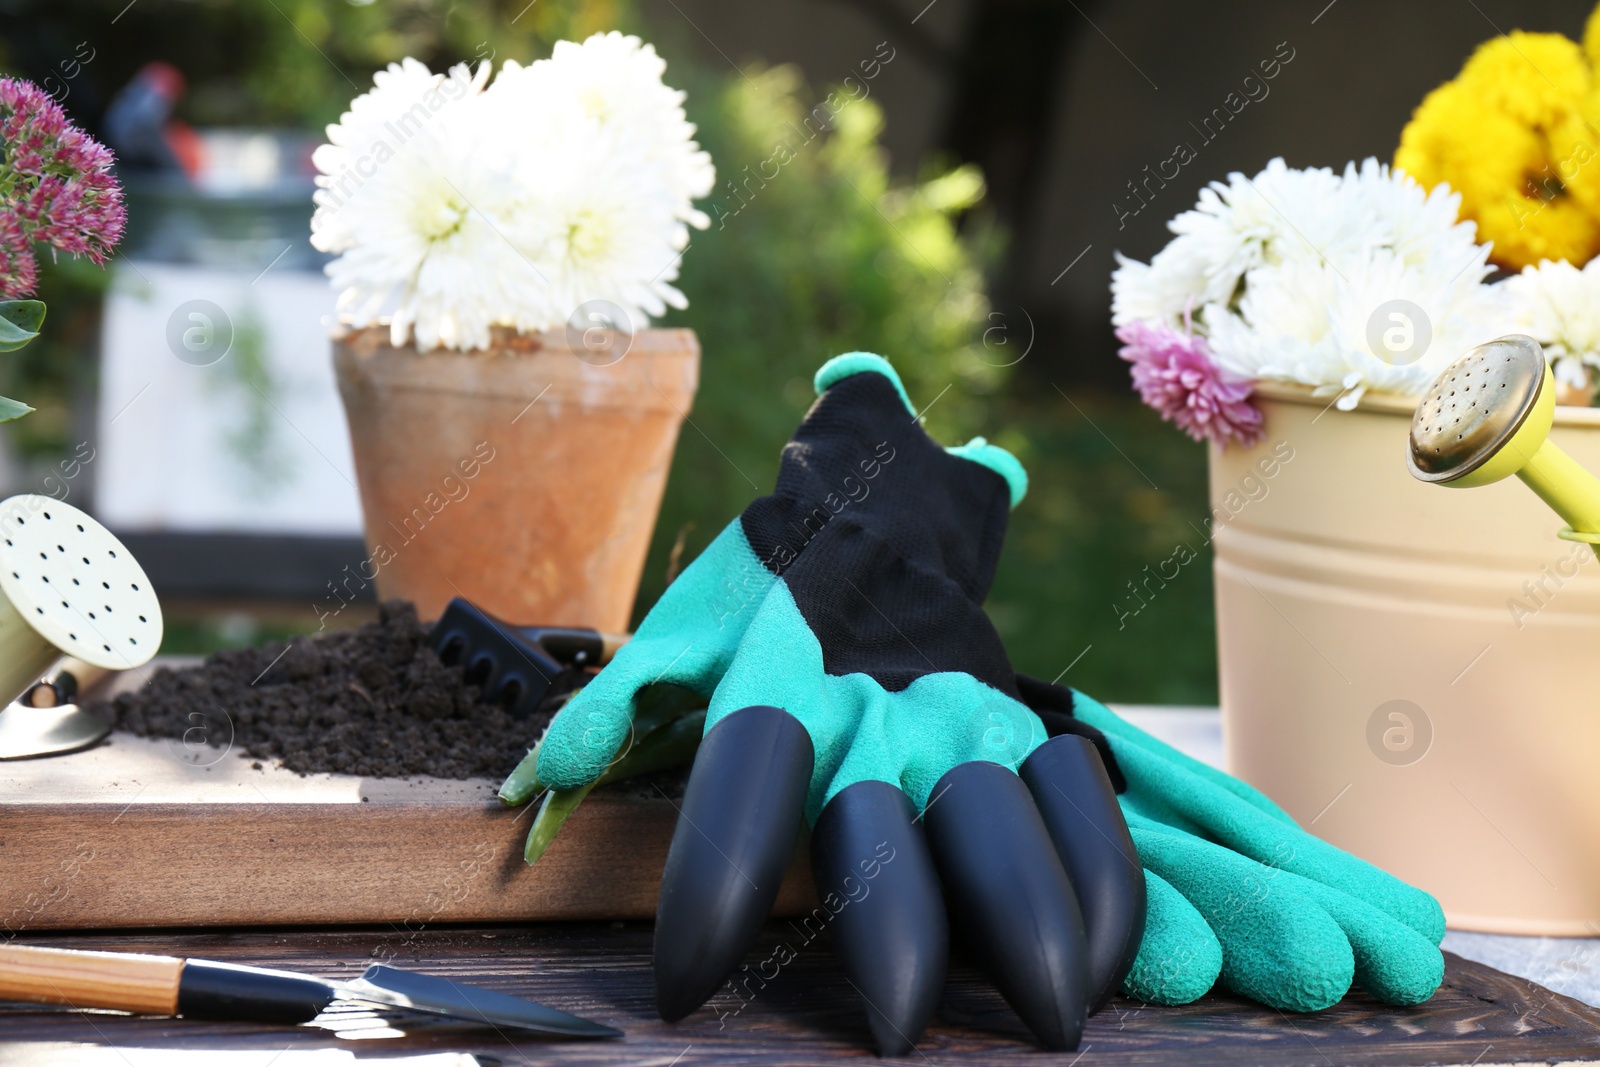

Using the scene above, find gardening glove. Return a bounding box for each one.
[508,354,1145,1054]
[1017,675,1446,1012]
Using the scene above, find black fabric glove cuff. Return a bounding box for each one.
[1014,673,1127,794]
[739,367,1020,697]
[740,369,1013,603]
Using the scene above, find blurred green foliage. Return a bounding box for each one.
[988,390,1216,704]
[0,0,623,126]
[0,256,107,463]
[181,0,626,128]
[0,0,1219,703]
[160,608,368,655]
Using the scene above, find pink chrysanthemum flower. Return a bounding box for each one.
[0,76,124,298]
[1117,317,1263,447]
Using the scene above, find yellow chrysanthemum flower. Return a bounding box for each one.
[1396,30,1600,270]
[1551,93,1600,214]
[1585,2,1600,67]
[1457,31,1589,123]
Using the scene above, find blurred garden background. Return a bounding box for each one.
[1,0,1592,704]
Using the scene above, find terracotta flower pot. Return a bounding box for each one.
[1209,381,1600,935]
[332,326,699,632]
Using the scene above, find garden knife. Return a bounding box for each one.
[0,943,621,1037]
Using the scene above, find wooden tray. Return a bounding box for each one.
[0,670,814,930]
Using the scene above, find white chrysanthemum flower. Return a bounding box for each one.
[1501,259,1600,391]
[1341,159,1481,273]
[503,32,715,230]
[1110,244,1210,328]
[1111,156,1502,404]
[1164,160,1349,311]
[1324,248,1507,406]
[1203,257,1340,383]
[310,36,715,352]
[312,60,538,351]
[485,35,712,331]
[501,122,697,334]
[1212,249,1504,408]
[1113,160,1361,329]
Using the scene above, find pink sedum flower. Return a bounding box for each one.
[1117,318,1264,447]
[0,215,38,298]
[0,76,125,298]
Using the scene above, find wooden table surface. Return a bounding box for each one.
[4,923,1600,1066]
[7,704,1597,1064]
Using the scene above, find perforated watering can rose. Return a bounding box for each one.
[0,495,163,759]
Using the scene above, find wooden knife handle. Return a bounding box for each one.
[598,631,630,663]
[0,943,182,1015]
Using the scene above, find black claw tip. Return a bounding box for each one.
[1022,733,1146,1014]
[653,706,813,1022]
[923,760,1089,1051]
[873,1028,918,1058]
[812,780,947,1056]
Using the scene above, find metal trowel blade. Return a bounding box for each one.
[0,702,110,759]
[342,965,621,1038]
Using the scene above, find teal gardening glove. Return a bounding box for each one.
[1017,675,1446,1012]
[505,354,1146,1054]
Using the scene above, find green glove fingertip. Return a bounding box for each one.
[1111,730,1446,946]
[814,352,915,416]
[1130,817,1355,1012]
[535,687,632,789]
[947,437,1027,508]
[536,521,778,789]
[1289,876,1445,1006]
[1122,869,1222,1005]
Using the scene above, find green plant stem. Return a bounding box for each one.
[498,739,546,806]
[523,780,598,865]
[598,709,706,785]
[498,682,703,806]
[627,684,703,741]
[522,709,707,867]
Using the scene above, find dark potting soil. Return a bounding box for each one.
[97,601,547,780]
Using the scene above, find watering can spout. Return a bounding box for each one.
[1408,334,1600,558]
[1525,447,1600,559]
